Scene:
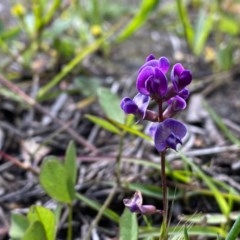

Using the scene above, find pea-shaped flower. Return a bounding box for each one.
[123,191,163,215]
[120,93,150,118]
[153,118,187,152]
[136,66,168,98]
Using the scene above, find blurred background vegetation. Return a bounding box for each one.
[1,0,240,239]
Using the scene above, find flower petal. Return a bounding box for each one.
[154,67,168,96]
[154,119,187,152]
[168,96,186,111]
[163,118,187,139]
[178,88,189,99]
[171,63,192,92]
[133,93,150,118]
[120,97,138,114]
[159,57,170,74]
[146,54,155,62]
[136,66,155,95]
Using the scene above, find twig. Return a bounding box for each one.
[83,185,117,240]
[0,150,39,175]
[0,75,98,153]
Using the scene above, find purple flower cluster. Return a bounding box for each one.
[121,54,192,152]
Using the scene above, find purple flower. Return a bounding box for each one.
[123,191,163,215]
[120,93,150,118]
[136,66,168,98]
[163,96,186,119]
[153,118,187,152]
[171,63,192,93]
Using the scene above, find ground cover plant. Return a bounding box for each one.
[1,0,240,239]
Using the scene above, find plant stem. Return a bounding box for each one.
[116,133,124,187]
[83,185,117,240]
[160,150,168,240]
[158,99,168,239]
[67,203,73,240]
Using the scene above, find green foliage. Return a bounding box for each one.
[120,208,138,240]
[139,225,227,238]
[175,0,239,70]
[23,221,47,240]
[184,225,190,240]
[40,156,75,203]
[85,114,121,134]
[180,153,230,216]
[65,141,77,186]
[9,213,29,240]
[39,141,77,203]
[97,87,125,124]
[9,206,56,240]
[226,214,240,240]
[117,0,160,42]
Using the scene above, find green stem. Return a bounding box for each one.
[67,203,73,240]
[116,133,124,186]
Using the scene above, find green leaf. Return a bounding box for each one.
[184,225,190,240]
[139,225,226,238]
[109,119,151,141]
[74,77,100,97]
[37,35,112,99]
[218,14,239,36]
[179,213,227,225]
[9,213,29,240]
[85,114,121,134]
[216,43,233,70]
[65,141,77,186]
[116,0,160,42]
[226,214,240,240]
[123,182,183,200]
[193,10,214,56]
[97,87,125,124]
[40,157,75,203]
[27,206,56,240]
[23,221,47,240]
[120,208,138,240]
[176,0,194,49]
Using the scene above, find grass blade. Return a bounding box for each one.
[226,214,240,240]
[75,192,120,223]
[179,153,230,216]
[116,0,160,42]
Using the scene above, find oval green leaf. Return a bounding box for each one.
[40,157,75,203]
